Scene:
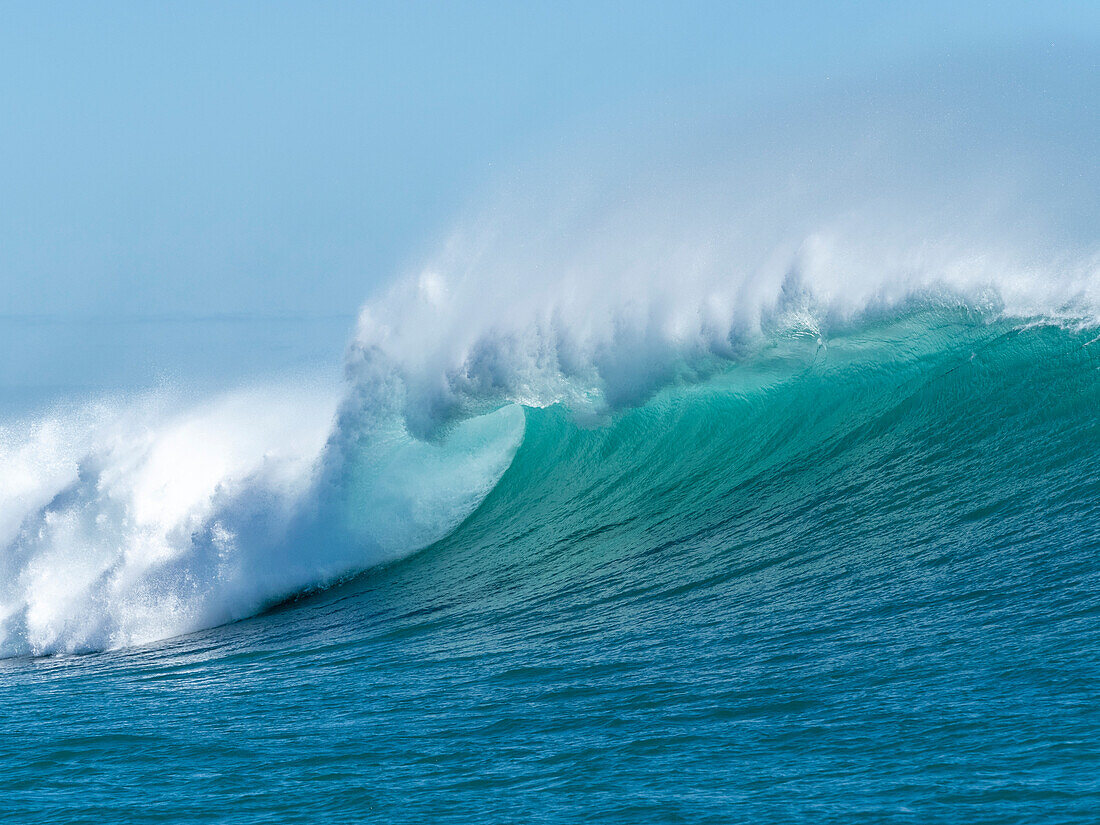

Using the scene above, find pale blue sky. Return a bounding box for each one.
[3,1,1096,319]
[0,2,1097,406]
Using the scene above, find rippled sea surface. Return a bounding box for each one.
[4,311,1100,823]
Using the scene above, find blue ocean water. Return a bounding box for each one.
[3,305,1099,823]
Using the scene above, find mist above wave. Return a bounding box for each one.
[349,54,1100,435]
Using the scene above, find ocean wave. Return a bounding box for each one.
[3,64,1099,657]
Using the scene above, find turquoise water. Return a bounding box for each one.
[4,307,1099,822]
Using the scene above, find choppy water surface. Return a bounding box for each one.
[4,309,1099,823]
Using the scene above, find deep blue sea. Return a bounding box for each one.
[3,305,1099,823]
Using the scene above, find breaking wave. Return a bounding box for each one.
[3,59,1099,657]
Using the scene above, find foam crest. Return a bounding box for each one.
[347,69,1100,433]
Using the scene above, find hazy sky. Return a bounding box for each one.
[3,1,1096,321]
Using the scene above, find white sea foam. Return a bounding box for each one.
[0,381,524,656]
